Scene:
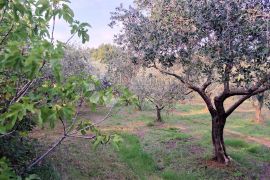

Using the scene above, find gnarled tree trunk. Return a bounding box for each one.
[211,114,230,164]
[156,105,163,122]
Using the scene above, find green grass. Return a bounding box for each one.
[32,102,270,179]
[158,128,191,142]
[175,104,205,112]
[225,139,250,148]
[116,134,157,180]
[162,170,198,180]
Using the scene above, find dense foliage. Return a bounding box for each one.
[0,0,127,178]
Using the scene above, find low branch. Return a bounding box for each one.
[26,103,116,171]
[0,130,15,138]
[225,86,269,117]
[67,135,96,139]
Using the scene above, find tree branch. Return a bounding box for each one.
[225,86,269,117]
[0,24,14,46]
[26,135,66,171]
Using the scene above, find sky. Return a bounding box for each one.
[53,0,134,48]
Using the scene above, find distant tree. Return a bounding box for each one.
[251,92,269,123]
[111,0,270,164]
[130,73,189,122]
[90,44,121,63]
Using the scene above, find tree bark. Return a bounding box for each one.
[156,106,163,122]
[252,94,264,123]
[254,105,263,123]
[211,114,230,164]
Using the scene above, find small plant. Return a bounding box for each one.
[147,122,155,127]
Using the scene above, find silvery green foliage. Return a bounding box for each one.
[110,0,270,91]
[130,73,189,109]
[106,49,138,87]
[61,45,97,78]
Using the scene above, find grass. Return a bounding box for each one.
[225,139,250,148]
[162,170,198,180]
[116,134,157,179]
[30,101,270,179]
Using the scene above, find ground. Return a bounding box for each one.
[30,99,270,180]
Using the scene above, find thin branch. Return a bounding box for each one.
[9,80,35,106]
[65,33,76,45]
[69,104,119,136]
[153,65,187,85]
[66,98,83,133]
[59,117,66,135]
[93,104,116,126]
[0,24,14,46]
[26,135,66,171]
[0,130,15,138]
[50,15,56,44]
[67,135,96,140]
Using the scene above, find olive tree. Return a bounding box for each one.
[251,92,269,123]
[111,0,270,164]
[130,72,189,122]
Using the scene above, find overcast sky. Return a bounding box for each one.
[53,0,133,48]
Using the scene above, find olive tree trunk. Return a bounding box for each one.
[211,114,230,164]
[251,94,264,123]
[156,105,164,122]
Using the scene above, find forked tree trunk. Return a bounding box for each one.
[212,115,230,164]
[156,106,163,122]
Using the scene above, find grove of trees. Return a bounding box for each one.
[111,0,270,164]
[130,72,189,122]
[1,0,270,178]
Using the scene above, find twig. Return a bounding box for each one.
[65,33,76,45]
[66,98,83,133]
[51,15,56,44]
[0,130,15,138]
[93,104,116,126]
[59,117,66,135]
[0,24,14,45]
[67,134,96,139]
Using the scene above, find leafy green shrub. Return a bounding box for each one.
[0,158,17,180]
[0,134,38,174]
[147,122,155,127]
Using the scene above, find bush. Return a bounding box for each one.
[147,122,155,127]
